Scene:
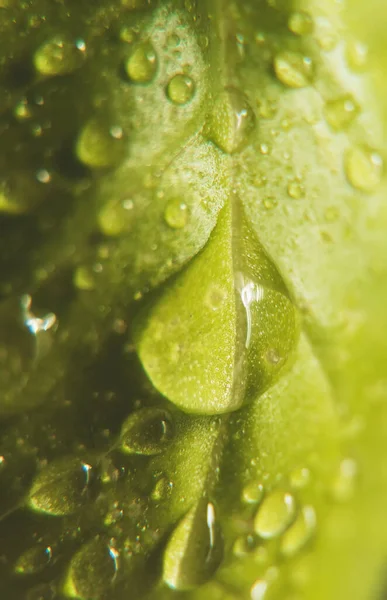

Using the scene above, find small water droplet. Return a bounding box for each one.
[76,118,126,168]
[325,94,360,131]
[274,51,313,88]
[344,146,383,192]
[254,489,296,539]
[125,42,158,83]
[151,476,173,502]
[251,568,279,600]
[259,143,270,155]
[167,74,195,105]
[14,98,32,121]
[287,179,305,199]
[36,168,51,184]
[242,481,264,505]
[206,87,255,154]
[14,545,53,575]
[331,458,357,502]
[98,197,135,236]
[164,199,189,229]
[34,36,86,76]
[63,536,118,599]
[73,266,96,291]
[119,26,137,44]
[119,407,174,456]
[288,11,313,36]
[346,39,368,72]
[233,534,257,557]
[289,467,311,490]
[163,499,224,590]
[280,505,316,557]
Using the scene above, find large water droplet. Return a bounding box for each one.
[280,505,316,557]
[125,42,158,83]
[254,489,296,539]
[167,74,195,105]
[205,87,255,154]
[325,94,360,131]
[76,119,126,168]
[98,197,135,236]
[14,545,53,575]
[164,199,189,229]
[288,11,313,36]
[28,458,93,516]
[274,51,313,88]
[34,36,86,76]
[119,407,174,456]
[63,536,118,599]
[344,146,383,192]
[163,500,224,590]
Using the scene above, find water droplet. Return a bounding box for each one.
[119,407,174,456]
[14,97,32,121]
[242,481,264,505]
[325,94,360,131]
[125,42,158,83]
[346,39,368,72]
[98,197,135,236]
[151,476,173,502]
[344,146,383,192]
[34,36,86,76]
[233,534,257,557]
[288,11,313,36]
[163,499,224,590]
[331,458,357,502]
[287,179,305,199]
[119,26,137,44]
[274,51,313,88]
[280,505,316,557]
[28,458,93,516]
[167,74,195,105]
[14,545,53,575]
[254,489,296,539]
[251,568,279,600]
[164,199,189,229]
[64,536,118,599]
[205,284,227,311]
[206,87,256,154]
[36,168,51,184]
[73,266,96,291]
[76,119,126,168]
[289,467,311,490]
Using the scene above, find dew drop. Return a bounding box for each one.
[346,39,368,72]
[167,74,195,105]
[205,87,256,154]
[63,536,118,599]
[28,458,93,516]
[163,499,224,590]
[242,481,264,505]
[164,199,189,229]
[73,266,96,291]
[14,98,32,121]
[274,51,313,88]
[288,11,313,36]
[125,42,158,83]
[233,534,257,557]
[34,36,86,76]
[331,458,357,502]
[344,146,383,192]
[14,545,53,575]
[280,505,316,558]
[287,179,305,199]
[151,476,173,502]
[119,407,174,456]
[76,119,126,168]
[325,94,360,131]
[289,467,311,490]
[251,568,279,600]
[98,197,135,236]
[254,489,296,539]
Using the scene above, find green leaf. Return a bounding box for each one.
[0,1,387,600]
